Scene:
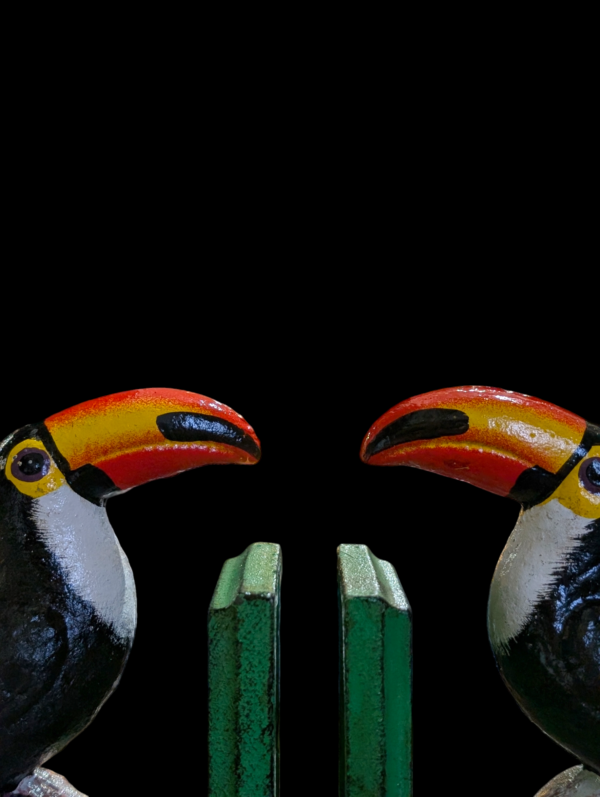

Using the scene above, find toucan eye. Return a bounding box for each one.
[580,457,600,495]
[11,448,51,482]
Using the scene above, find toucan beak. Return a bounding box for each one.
[44,388,260,500]
[360,386,590,506]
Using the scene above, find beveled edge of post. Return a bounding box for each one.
[209,542,282,611]
[337,544,410,612]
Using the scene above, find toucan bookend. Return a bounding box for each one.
[0,388,260,796]
[361,386,600,795]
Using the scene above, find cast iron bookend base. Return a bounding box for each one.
[7,768,87,796]
[534,766,600,797]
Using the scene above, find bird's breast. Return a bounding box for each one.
[489,511,600,771]
[32,485,137,643]
[488,499,592,656]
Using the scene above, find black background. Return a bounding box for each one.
[4,69,595,791]
[4,312,594,795]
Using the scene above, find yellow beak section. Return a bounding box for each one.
[45,388,260,492]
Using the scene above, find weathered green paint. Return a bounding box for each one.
[208,542,281,797]
[338,544,412,797]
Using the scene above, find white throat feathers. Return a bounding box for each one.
[33,485,137,643]
[488,499,592,655]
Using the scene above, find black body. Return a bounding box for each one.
[0,429,131,792]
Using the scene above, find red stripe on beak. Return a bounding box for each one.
[97,443,258,491]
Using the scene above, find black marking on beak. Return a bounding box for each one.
[364,408,469,461]
[67,465,120,503]
[157,412,261,461]
[510,423,600,509]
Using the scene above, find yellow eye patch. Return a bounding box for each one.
[5,438,66,499]
[543,445,600,520]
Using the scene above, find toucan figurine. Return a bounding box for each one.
[361,387,600,795]
[0,388,260,796]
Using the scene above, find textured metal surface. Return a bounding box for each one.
[10,767,88,796]
[208,542,281,797]
[534,766,600,796]
[338,544,412,797]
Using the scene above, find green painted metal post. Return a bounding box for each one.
[338,544,412,797]
[208,542,282,797]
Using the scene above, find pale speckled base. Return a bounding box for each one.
[535,766,600,797]
[9,768,87,797]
